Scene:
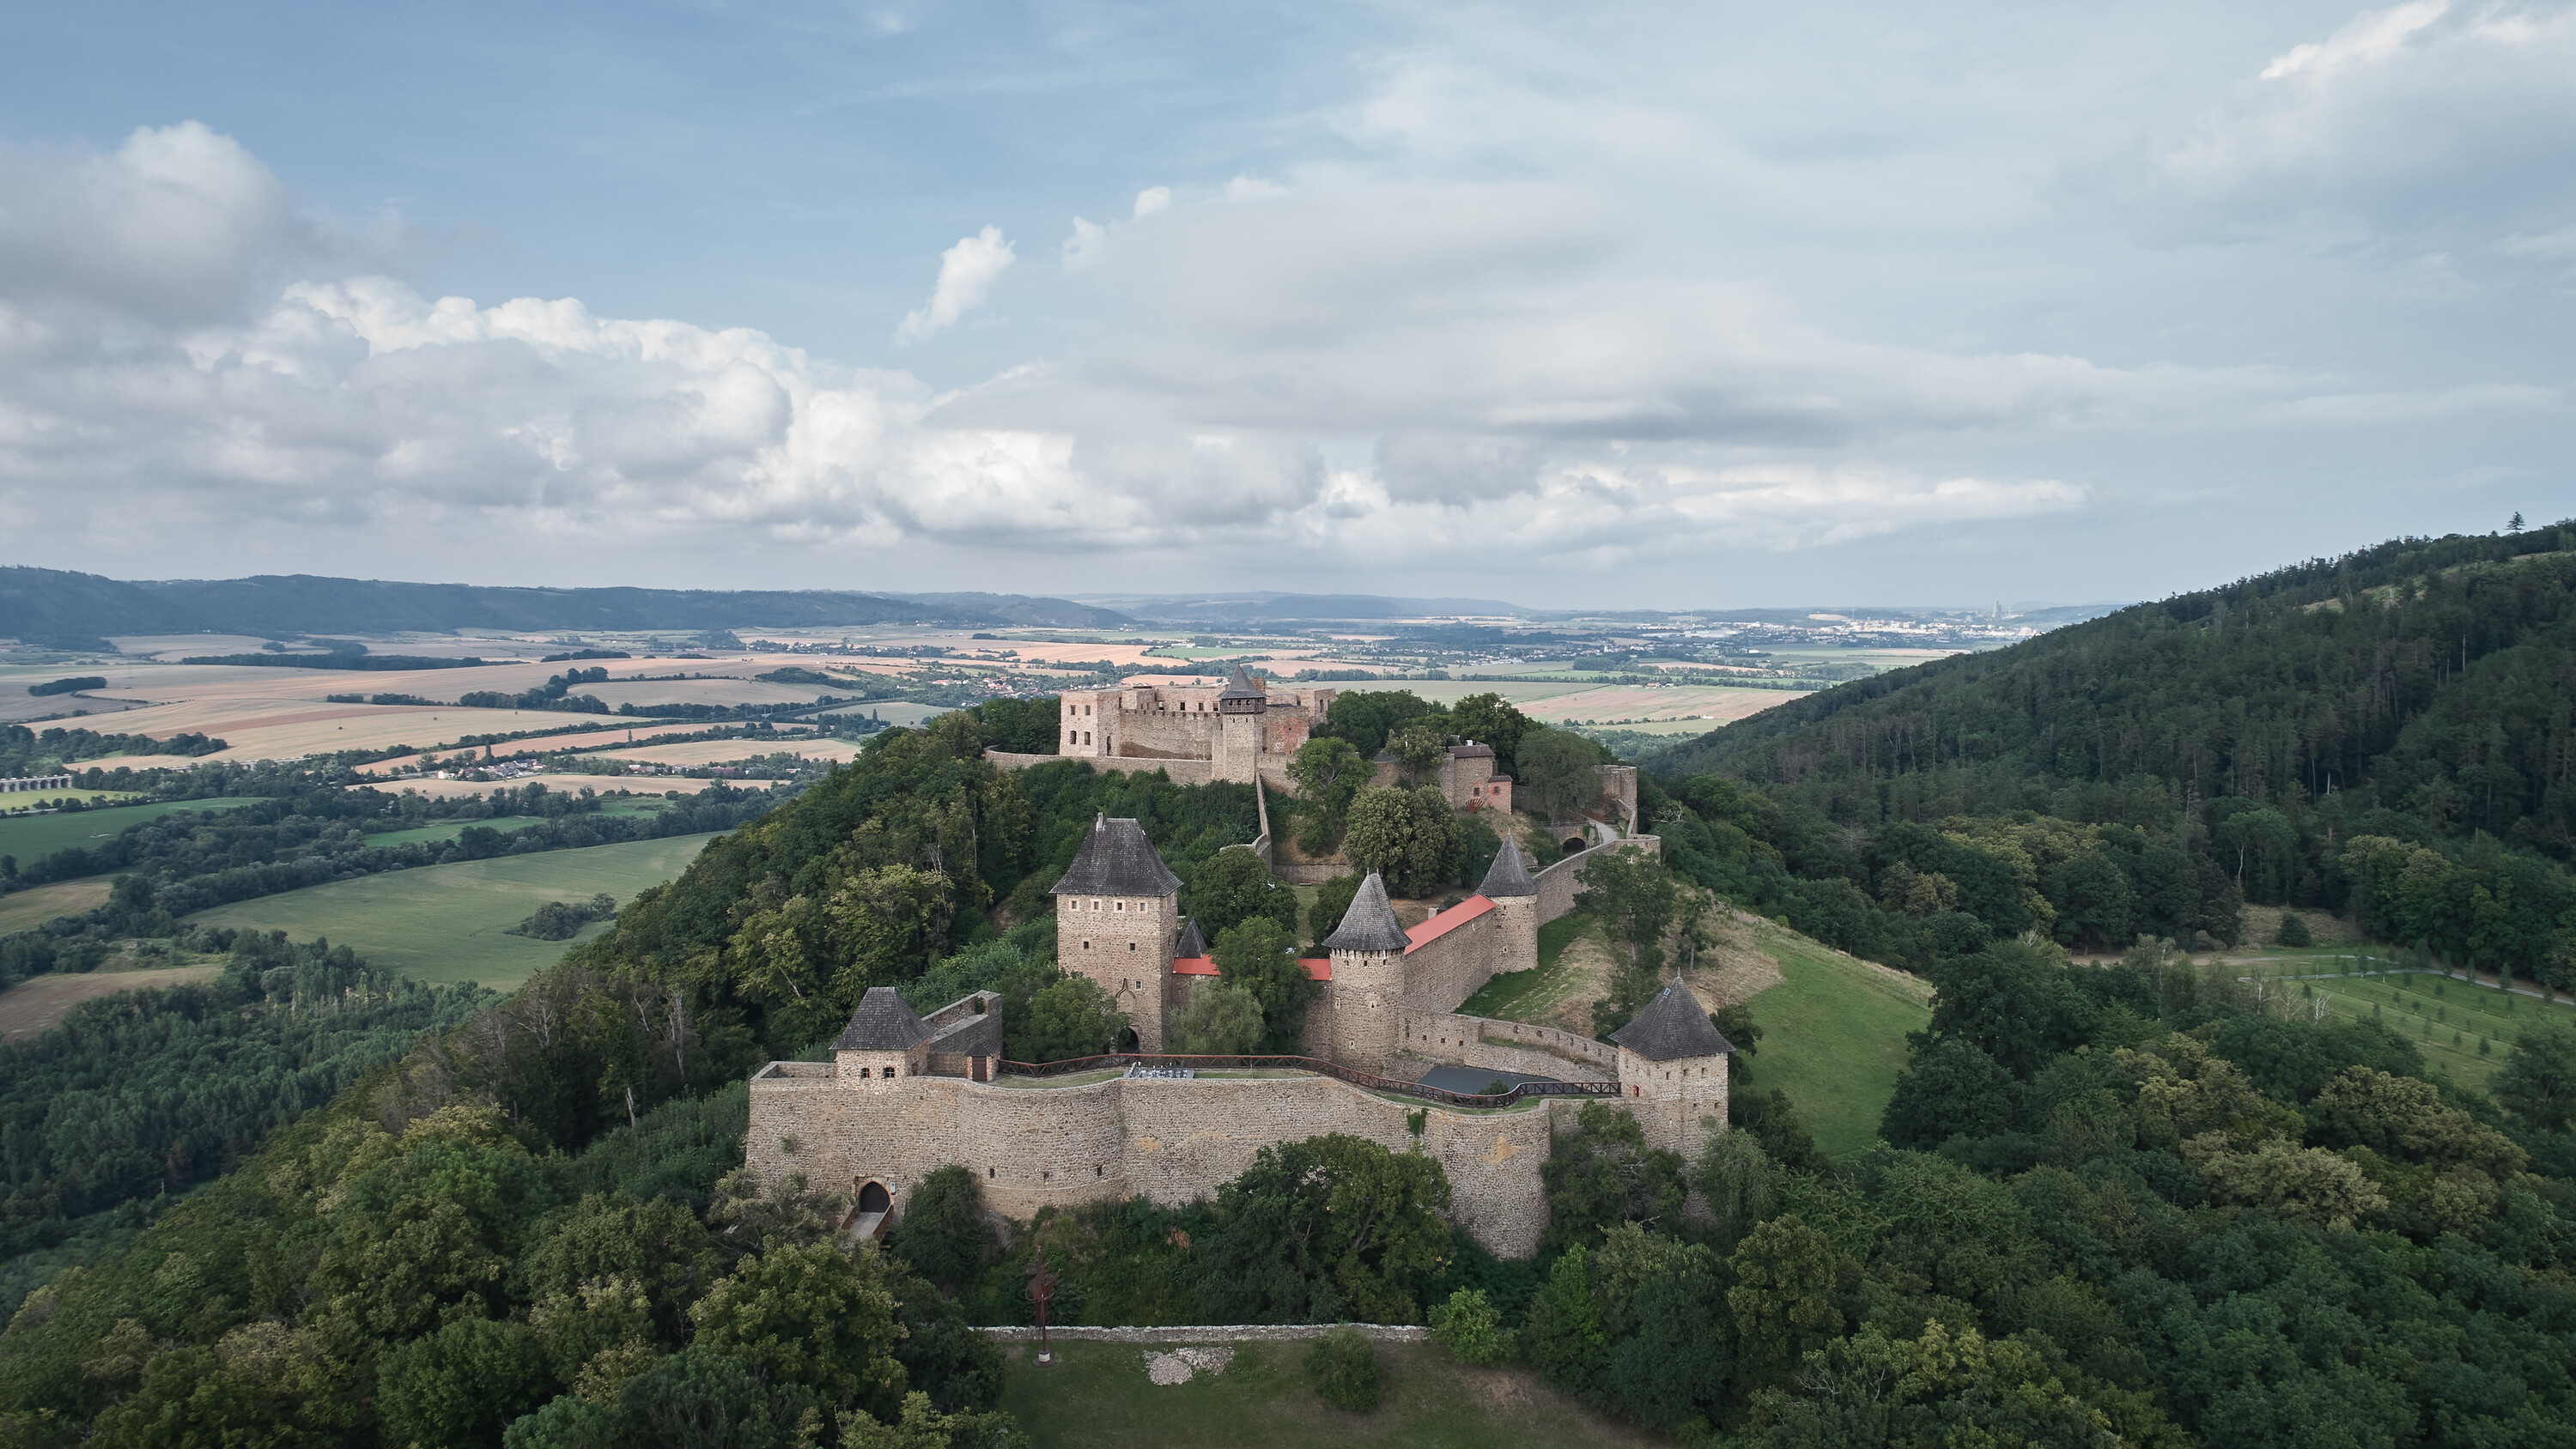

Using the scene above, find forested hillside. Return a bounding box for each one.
[1643,524,2576,981]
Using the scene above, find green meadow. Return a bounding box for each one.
[0,797,261,864]
[997,1338,1662,1449]
[185,834,719,990]
[1733,919,1934,1157]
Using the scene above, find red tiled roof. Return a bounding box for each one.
[1175,955,1333,981]
[1405,894,1494,953]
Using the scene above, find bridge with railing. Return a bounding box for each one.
[998,1052,1624,1110]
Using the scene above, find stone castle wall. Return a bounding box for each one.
[1400,1009,1619,1083]
[745,1069,1562,1256]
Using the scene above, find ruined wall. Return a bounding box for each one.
[1532,834,1662,925]
[744,1069,1562,1256]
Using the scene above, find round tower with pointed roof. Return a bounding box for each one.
[1472,834,1541,1002]
[1322,871,1411,1074]
[1051,813,1184,1052]
[1607,977,1734,1154]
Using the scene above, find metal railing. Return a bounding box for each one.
[995,1052,1622,1109]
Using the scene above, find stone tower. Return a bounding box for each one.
[1323,871,1410,1075]
[1608,978,1734,1155]
[1472,834,1540,1002]
[1051,814,1183,1052]
[1213,664,1267,784]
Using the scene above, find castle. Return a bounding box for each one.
[743,816,1731,1256]
[1012,664,1608,824]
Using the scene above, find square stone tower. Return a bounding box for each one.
[1051,814,1183,1052]
[1608,978,1734,1155]
[1212,664,1267,784]
[1322,871,1412,1076]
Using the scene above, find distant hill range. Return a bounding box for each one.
[0,569,1132,647]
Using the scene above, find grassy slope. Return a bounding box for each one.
[1456,909,1931,1157]
[1734,919,1932,1157]
[0,797,259,861]
[999,1339,1667,1449]
[185,834,718,990]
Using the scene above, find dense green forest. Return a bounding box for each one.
[0,934,493,1306]
[1645,524,2576,983]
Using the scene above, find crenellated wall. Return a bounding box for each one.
[745,1067,1563,1256]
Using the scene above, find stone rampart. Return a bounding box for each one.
[1400,1010,1619,1082]
[746,1069,1561,1256]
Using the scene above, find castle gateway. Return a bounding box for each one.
[744,817,1727,1257]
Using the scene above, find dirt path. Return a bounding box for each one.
[0,964,221,1040]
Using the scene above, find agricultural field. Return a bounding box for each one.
[358,800,665,847]
[0,879,114,936]
[996,1337,1661,1449]
[592,737,866,769]
[0,797,261,863]
[2223,952,2576,1092]
[185,834,720,990]
[70,697,597,763]
[349,776,745,801]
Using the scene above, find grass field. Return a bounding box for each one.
[0,797,261,862]
[996,1338,1662,1449]
[185,834,719,989]
[1455,912,1596,1020]
[0,879,115,935]
[1733,919,1933,1157]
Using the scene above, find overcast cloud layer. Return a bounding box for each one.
[0,2,2567,606]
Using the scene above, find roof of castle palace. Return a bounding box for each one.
[1449,743,1494,759]
[1219,664,1266,701]
[1051,814,1182,896]
[1324,872,1412,953]
[1479,834,1538,897]
[835,987,930,1052]
[1610,979,1734,1062]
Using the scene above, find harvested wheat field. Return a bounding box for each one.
[1516,683,1798,725]
[349,775,746,802]
[593,737,866,768]
[0,964,222,1041]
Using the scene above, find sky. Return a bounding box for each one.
[0,1,2568,609]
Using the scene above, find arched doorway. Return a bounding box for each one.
[1564,837,1588,856]
[856,1179,891,1214]
[1119,1026,1139,1053]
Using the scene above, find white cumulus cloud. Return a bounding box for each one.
[894,225,1014,344]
